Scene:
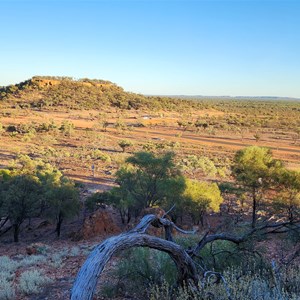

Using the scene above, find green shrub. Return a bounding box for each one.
[118,139,133,152]
[175,235,265,274]
[38,120,58,132]
[59,120,74,136]
[149,266,300,300]
[20,255,47,267]
[39,135,58,145]
[69,246,81,257]
[49,250,68,268]
[180,155,218,178]
[18,270,52,295]
[99,236,286,299]
[0,257,16,300]
[0,256,19,273]
[91,149,111,162]
[0,278,15,300]
[85,191,110,211]
[100,248,177,298]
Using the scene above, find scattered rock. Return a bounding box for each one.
[26,245,38,255]
[26,242,49,255]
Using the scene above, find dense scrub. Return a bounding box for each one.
[99,244,300,300]
[1,77,300,133]
[0,76,203,111]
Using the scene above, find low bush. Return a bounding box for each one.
[18,270,52,295]
[100,247,177,298]
[49,250,68,268]
[0,256,19,273]
[91,149,111,162]
[149,265,300,300]
[0,278,15,300]
[20,255,47,267]
[0,261,16,300]
[69,246,81,257]
[99,236,300,299]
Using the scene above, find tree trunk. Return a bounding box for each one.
[200,212,205,227]
[71,234,198,300]
[71,214,198,300]
[119,209,125,224]
[56,214,63,237]
[127,210,131,224]
[71,214,300,300]
[252,186,257,228]
[13,224,19,243]
[288,206,294,222]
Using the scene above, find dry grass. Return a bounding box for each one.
[0,107,299,189]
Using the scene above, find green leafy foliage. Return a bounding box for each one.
[86,151,186,223]
[118,139,133,153]
[0,155,79,241]
[272,169,300,221]
[0,175,41,242]
[150,266,300,300]
[19,270,52,295]
[116,152,185,214]
[232,146,283,227]
[232,146,281,189]
[180,155,218,178]
[59,120,75,136]
[45,181,80,237]
[85,191,110,212]
[100,248,177,299]
[181,179,223,225]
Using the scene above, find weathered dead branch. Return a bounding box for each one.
[71,214,300,300]
[71,214,198,300]
[188,220,300,257]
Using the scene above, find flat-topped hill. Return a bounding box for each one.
[0,76,194,111]
[0,76,136,110]
[1,76,300,114]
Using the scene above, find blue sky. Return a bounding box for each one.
[1,0,299,97]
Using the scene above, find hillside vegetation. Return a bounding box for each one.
[0,76,197,111]
[1,76,300,133]
[0,76,300,299]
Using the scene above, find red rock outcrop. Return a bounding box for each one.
[78,209,120,240]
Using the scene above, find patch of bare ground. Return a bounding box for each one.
[0,207,124,299]
[0,108,299,183]
[1,208,298,300]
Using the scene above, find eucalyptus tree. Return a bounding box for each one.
[232,146,282,227]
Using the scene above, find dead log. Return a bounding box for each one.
[71,213,300,299]
[70,214,198,300]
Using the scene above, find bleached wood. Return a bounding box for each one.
[71,214,198,300]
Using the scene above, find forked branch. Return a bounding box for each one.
[71,214,198,300]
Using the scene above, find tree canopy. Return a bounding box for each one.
[182,179,223,225]
[0,155,79,241]
[232,146,283,227]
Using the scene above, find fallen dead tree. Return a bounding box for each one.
[71,214,198,300]
[71,213,300,300]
